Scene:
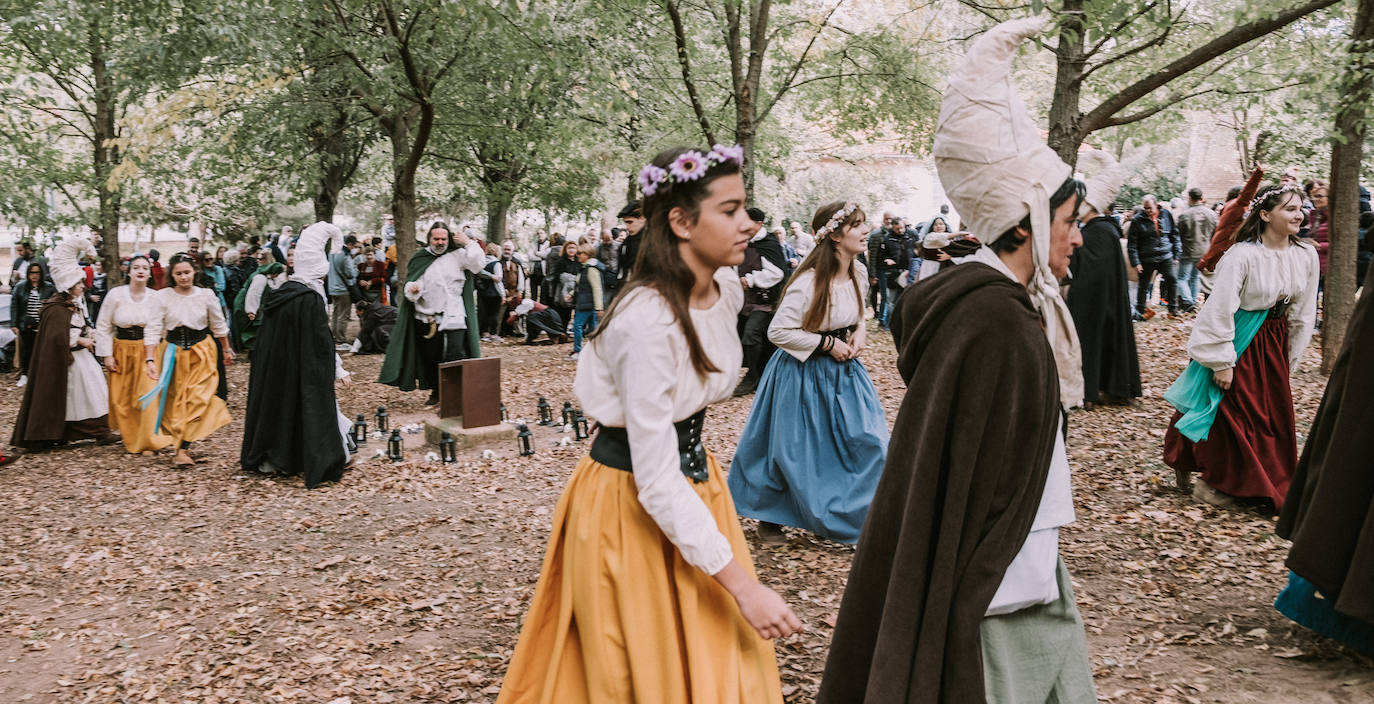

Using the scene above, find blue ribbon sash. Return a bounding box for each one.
[1163,308,1269,443]
[137,343,177,432]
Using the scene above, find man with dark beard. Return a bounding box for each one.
[732,207,790,396]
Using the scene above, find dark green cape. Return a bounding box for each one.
[231,263,281,351]
[378,248,481,391]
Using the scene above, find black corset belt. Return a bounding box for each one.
[114,326,145,341]
[166,326,210,350]
[591,409,709,483]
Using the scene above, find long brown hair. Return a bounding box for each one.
[587,146,741,376]
[1234,184,1309,248]
[782,201,866,332]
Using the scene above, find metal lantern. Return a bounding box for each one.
[573,411,589,441]
[561,401,575,428]
[352,414,368,445]
[387,428,404,461]
[517,423,535,456]
[499,402,509,422]
[536,397,553,426]
[439,432,457,463]
[375,405,390,433]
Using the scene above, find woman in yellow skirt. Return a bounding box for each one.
[95,255,172,454]
[142,253,233,466]
[498,145,801,704]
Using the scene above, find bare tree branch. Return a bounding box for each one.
[1081,0,1342,134]
[664,0,717,144]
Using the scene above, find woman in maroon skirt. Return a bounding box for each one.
[1163,184,1319,509]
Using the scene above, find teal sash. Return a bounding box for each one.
[137,344,177,431]
[1163,308,1269,442]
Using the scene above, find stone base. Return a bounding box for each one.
[424,416,517,450]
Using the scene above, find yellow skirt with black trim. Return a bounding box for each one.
[107,338,173,453]
[497,452,783,704]
[155,338,230,446]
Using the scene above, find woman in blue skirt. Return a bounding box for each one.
[729,201,889,544]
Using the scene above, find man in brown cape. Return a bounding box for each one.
[817,18,1097,704]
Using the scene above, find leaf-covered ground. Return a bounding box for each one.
[2,316,1370,703]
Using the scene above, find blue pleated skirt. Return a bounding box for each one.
[727,350,889,544]
[1275,572,1374,656]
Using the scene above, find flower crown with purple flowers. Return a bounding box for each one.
[638,144,745,198]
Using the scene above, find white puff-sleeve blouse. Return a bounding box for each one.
[1189,241,1319,373]
[144,287,230,345]
[767,262,868,361]
[94,286,160,357]
[572,267,744,575]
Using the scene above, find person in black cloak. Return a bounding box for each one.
[817,18,1096,704]
[240,222,354,488]
[1273,280,1374,655]
[732,207,791,397]
[1066,149,1141,408]
[353,298,397,355]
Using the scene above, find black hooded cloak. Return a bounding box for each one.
[1278,285,1374,624]
[817,262,1060,704]
[1066,215,1141,403]
[240,281,347,488]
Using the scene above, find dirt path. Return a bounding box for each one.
[1,318,1369,703]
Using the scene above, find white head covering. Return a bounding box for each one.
[292,221,343,298]
[1079,149,1124,216]
[933,17,1083,408]
[48,232,97,292]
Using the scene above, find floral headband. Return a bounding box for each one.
[1248,183,1304,213]
[816,202,858,239]
[638,144,745,197]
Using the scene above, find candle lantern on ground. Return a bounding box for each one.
[375,405,390,433]
[561,401,575,428]
[536,397,553,426]
[439,432,457,463]
[500,402,509,422]
[573,411,589,441]
[387,429,404,461]
[517,423,535,456]
[352,414,368,445]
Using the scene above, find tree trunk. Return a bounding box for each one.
[90,21,123,286]
[388,102,435,282]
[313,183,339,224]
[1323,0,1374,373]
[310,106,368,224]
[388,116,418,281]
[485,190,513,244]
[1047,0,1086,167]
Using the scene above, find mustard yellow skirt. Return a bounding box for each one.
[497,452,783,704]
[107,338,172,453]
[154,338,230,446]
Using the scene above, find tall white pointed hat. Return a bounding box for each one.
[49,232,98,292]
[292,221,343,297]
[1079,148,1124,215]
[933,16,1084,408]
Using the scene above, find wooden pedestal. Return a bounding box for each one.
[437,357,501,428]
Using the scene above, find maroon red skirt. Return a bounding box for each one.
[1164,316,1297,509]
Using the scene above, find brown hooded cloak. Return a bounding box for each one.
[10,293,97,448]
[817,262,1060,704]
[1277,285,1374,624]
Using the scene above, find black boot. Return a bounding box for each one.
[732,375,758,397]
